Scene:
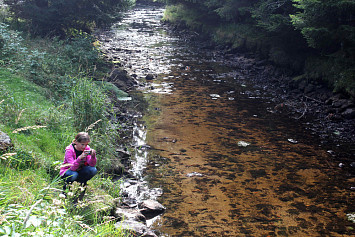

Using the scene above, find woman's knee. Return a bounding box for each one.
[81,166,97,177]
[88,166,97,177]
[63,170,79,182]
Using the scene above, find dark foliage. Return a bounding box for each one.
[165,0,355,98]
[4,0,134,37]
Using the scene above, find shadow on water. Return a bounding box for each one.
[98,4,355,236]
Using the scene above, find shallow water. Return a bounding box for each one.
[98,5,355,236]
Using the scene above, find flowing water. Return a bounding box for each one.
[98,4,355,236]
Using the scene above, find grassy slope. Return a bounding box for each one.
[0,69,125,235]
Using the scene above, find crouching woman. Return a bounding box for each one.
[60,132,98,188]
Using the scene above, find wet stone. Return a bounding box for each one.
[186,172,204,177]
[139,199,166,219]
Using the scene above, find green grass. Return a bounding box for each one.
[0,66,126,236]
[0,23,126,235]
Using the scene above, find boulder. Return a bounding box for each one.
[109,68,137,91]
[342,108,355,119]
[138,199,165,219]
[0,131,12,151]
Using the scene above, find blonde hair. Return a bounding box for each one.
[73,132,91,143]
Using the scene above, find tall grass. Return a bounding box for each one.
[72,77,107,132]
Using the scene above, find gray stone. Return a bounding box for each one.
[342,108,355,119]
[332,99,348,108]
[0,131,12,151]
[115,219,147,237]
[114,207,146,223]
[138,200,165,219]
[145,74,154,80]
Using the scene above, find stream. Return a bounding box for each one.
[98,4,355,236]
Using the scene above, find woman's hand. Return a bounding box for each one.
[78,153,87,159]
[90,149,96,158]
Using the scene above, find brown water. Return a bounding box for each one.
[98,4,355,236]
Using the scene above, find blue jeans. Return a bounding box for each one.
[62,166,97,185]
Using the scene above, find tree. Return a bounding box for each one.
[290,0,355,56]
[4,0,134,37]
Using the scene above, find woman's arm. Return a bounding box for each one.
[86,149,97,167]
[65,149,85,171]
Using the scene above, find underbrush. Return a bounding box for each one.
[304,55,355,99]
[0,20,127,235]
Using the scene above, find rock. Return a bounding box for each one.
[237,141,250,147]
[186,172,204,177]
[0,131,12,151]
[109,68,137,91]
[342,108,355,119]
[115,219,157,237]
[340,101,354,110]
[332,99,348,108]
[114,207,146,223]
[138,199,166,219]
[287,138,298,144]
[145,74,154,80]
[122,197,138,208]
[325,94,342,105]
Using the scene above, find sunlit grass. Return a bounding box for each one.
[0,35,125,235]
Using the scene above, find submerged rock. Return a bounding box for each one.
[287,138,298,144]
[238,141,250,147]
[186,172,204,177]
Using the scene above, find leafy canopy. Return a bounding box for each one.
[4,0,135,37]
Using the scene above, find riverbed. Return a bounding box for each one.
[98,4,355,236]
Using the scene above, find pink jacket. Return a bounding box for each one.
[59,144,97,176]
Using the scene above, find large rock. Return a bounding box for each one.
[108,68,137,91]
[115,219,157,237]
[342,108,355,119]
[138,199,166,219]
[114,207,146,223]
[0,131,12,151]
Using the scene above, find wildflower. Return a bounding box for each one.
[52,199,62,206]
[59,193,66,199]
